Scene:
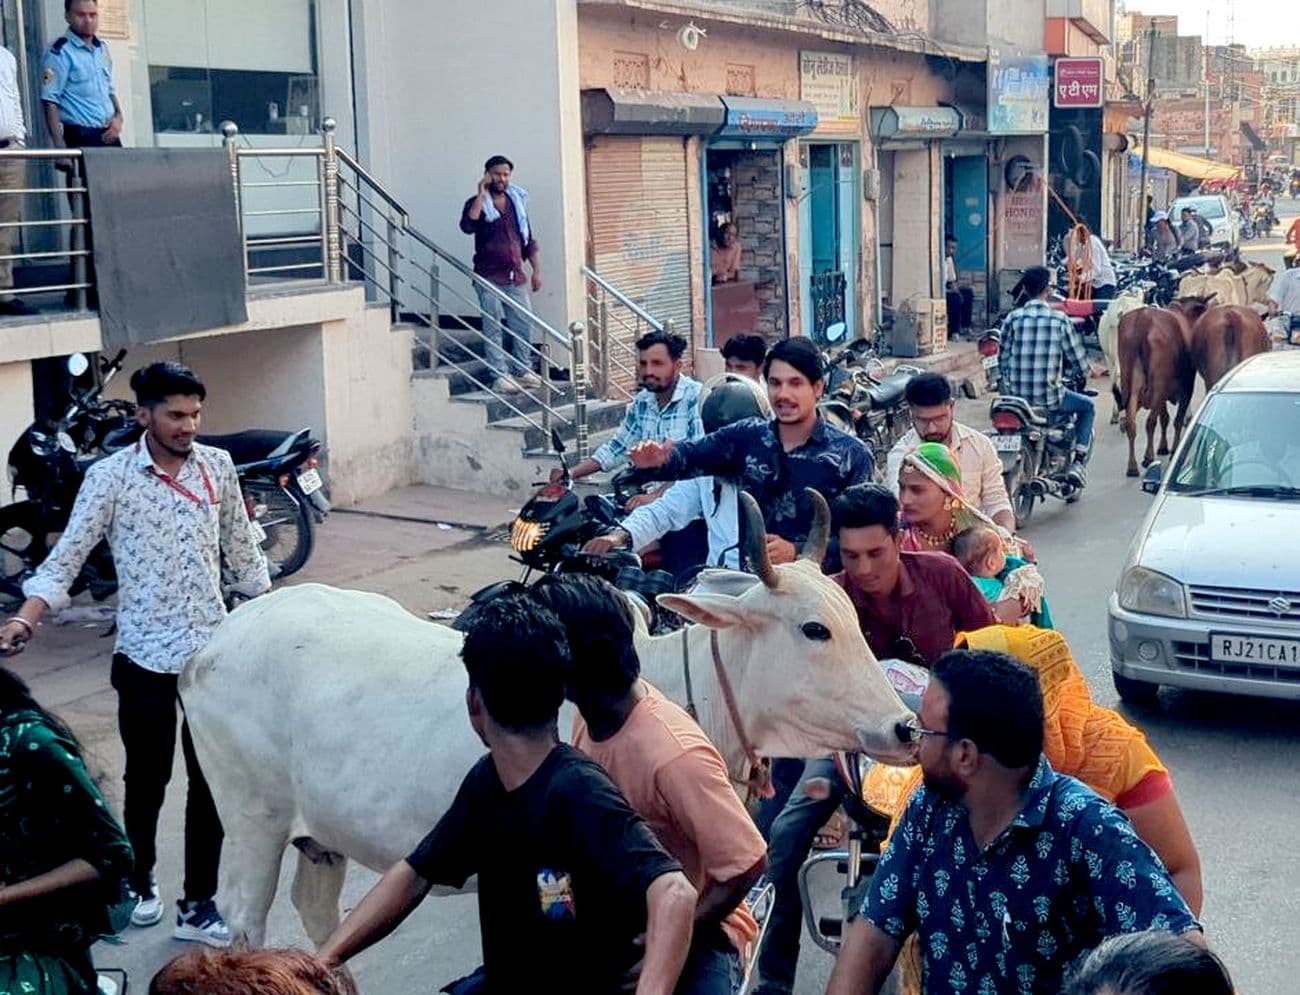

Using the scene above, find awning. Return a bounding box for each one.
[581,88,725,136]
[713,97,818,140]
[1129,145,1241,181]
[870,106,962,141]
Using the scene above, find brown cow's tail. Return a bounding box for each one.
[1223,314,1239,371]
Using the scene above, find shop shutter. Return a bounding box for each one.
[586,136,693,394]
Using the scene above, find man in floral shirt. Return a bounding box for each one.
[827,650,1202,995]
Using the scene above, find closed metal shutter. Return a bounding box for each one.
[586,136,693,394]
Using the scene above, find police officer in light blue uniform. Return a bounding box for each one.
[40,0,124,151]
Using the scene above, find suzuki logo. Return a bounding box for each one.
[1269,596,1293,616]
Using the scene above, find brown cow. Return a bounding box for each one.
[1117,297,1215,477]
[1190,305,1271,389]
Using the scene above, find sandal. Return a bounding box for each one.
[812,809,848,850]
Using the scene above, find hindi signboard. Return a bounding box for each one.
[800,51,858,129]
[1054,57,1104,109]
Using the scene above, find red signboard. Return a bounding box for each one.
[1054,57,1104,109]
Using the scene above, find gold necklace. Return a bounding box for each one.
[914,518,957,548]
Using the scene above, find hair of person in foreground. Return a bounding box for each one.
[148,948,358,995]
[1064,931,1232,995]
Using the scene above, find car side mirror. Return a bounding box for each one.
[1141,462,1163,495]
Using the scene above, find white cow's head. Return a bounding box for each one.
[659,490,918,767]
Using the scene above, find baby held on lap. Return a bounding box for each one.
[953,526,1045,620]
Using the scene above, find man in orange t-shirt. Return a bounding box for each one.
[532,574,768,995]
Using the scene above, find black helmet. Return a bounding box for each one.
[699,373,770,433]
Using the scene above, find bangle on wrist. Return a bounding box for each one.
[6,617,33,638]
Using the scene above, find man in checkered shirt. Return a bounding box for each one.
[999,265,1095,486]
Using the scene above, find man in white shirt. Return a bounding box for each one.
[1064,228,1117,301]
[1267,266,1300,318]
[0,43,34,315]
[885,372,1015,531]
[0,362,270,947]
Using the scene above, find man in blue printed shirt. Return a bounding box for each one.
[629,337,873,572]
[41,0,124,151]
[554,328,701,494]
[827,650,1202,995]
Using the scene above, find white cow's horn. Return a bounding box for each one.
[739,491,778,588]
[798,488,831,564]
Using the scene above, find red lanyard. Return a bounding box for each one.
[138,442,217,507]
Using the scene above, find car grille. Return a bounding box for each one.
[1172,640,1300,684]
[1188,585,1300,624]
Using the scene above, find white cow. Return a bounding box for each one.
[1097,291,1146,424]
[181,491,917,947]
[1178,269,1247,307]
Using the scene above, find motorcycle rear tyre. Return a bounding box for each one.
[253,483,314,578]
[0,501,46,607]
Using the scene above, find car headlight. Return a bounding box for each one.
[1117,566,1187,618]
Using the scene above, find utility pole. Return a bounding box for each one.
[1203,13,1212,157]
[1136,25,1156,251]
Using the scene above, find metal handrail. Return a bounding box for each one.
[336,148,410,221]
[582,264,665,332]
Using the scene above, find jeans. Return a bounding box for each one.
[945,286,974,332]
[751,758,807,841]
[755,758,843,993]
[1059,389,1096,453]
[475,282,533,379]
[678,940,742,995]
[110,655,223,901]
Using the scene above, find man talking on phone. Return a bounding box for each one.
[460,155,544,395]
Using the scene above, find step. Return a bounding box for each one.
[452,386,578,423]
[489,397,629,452]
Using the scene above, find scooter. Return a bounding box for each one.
[818,323,919,473]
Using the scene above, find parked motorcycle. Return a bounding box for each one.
[452,432,678,634]
[1,352,328,608]
[818,323,919,473]
[987,373,1098,528]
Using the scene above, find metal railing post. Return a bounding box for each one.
[569,321,590,460]
[430,254,441,325]
[320,118,342,284]
[597,293,610,399]
[221,121,247,279]
[70,156,87,311]
[538,338,552,445]
[386,214,400,321]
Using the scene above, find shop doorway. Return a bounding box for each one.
[704,145,787,348]
[799,142,859,345]
[876,150,895,311]
[943,154,989,333]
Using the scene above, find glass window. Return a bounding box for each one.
[1168,392,1300,494]
[142,0,318,137]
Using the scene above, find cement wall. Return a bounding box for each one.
[354,0,587,342]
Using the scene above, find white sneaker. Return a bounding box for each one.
[492,376,521,394]
[173,899,232,948]
[129,882,165,927]
[515,370,544,388]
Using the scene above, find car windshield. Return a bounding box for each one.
[1175,197,1225,219]
[1168,392,1300,496]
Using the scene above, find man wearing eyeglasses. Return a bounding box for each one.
[827,650,1202,995]
[751,483,994,995]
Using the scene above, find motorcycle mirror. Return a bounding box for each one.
[825,321,848,343]
[66,353,90,378]
[550,429,566,456]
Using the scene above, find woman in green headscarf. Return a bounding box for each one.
[897,442,1052,627]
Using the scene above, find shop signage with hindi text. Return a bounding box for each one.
[800,51,859,128]
[988,50,1050,134]
[1054,58,1103,109]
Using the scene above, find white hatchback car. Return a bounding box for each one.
[1108,351,1300,704]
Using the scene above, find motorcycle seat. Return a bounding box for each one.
[197,430,300,467]
[864,372,912,409]
[992,396,1050,427]
[102,423,142,453]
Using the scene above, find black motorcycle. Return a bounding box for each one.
[819,330,918,473]
[453,432,678,633]
[1,352,329,607]
[987,372,1098,528]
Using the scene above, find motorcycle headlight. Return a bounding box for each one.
[510,518,546,553]
[1117,566,1186,618]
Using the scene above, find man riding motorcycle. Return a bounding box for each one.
[582,374,770,572]
[997,266,1096,487]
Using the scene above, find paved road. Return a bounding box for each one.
[21,214,1300,992]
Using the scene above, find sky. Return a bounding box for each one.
[1120,0,1293,51]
